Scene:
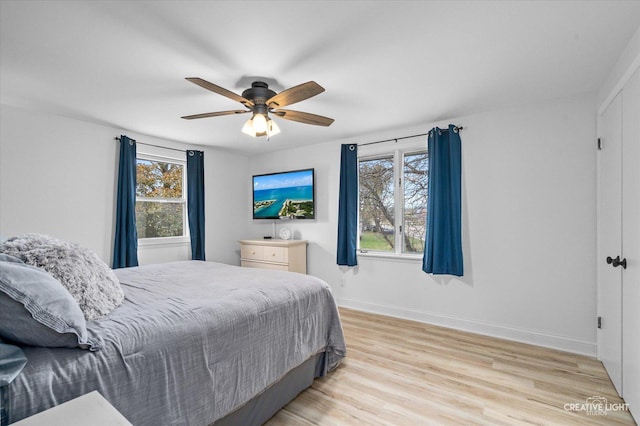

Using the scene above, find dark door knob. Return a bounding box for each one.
[606,255,627,269]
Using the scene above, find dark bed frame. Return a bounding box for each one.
[214,353,325,425]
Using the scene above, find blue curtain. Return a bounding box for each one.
[422,125,463,276]
[337,144,358,266]
[187,150,206,261]
[113,135,139,269]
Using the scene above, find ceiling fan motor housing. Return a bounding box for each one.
[242,81,276,106]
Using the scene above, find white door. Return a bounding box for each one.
[597,91,623,395]
[622,67,640,419]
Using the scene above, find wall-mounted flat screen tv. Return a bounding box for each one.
[253,168,315,220]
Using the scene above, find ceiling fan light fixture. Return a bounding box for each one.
[241,114,280,138]
[241,118,257,137]
[267,117,280,136]
[252,113,268,133]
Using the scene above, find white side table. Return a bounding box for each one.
[12,391,131,426]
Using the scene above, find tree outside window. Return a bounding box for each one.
[359,156,395,252]
[135,158,186,239]
[358,149,428,255]
[402,152,428,253]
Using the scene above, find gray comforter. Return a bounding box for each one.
[7,261,346,425]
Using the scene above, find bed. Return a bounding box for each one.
[3,260,346,425]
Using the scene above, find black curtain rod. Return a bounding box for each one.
[114,137,186,154]
[359,126,463,147]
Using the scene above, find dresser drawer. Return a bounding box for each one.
[263,246,287,263]
[241,260,289,271]
[241,245,264,260]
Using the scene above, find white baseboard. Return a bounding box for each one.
[335,297,597,357]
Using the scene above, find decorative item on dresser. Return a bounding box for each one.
[239,239,307,274]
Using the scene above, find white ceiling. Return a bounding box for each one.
[1,1,639,155]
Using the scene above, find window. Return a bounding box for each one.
[135,155,187,240]
[358,147,428,256]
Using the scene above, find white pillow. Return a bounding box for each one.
[0,234,124,321]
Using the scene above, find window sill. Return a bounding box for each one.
[138,236,190,247]
[357,251,423,263]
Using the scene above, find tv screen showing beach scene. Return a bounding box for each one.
[253,168,315,219]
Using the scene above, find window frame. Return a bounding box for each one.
[135,152,190,247]
[357,138,427,261]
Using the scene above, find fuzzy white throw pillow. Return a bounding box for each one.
[0,234,124,321]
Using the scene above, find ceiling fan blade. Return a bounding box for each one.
[267,81,325,108]
[181,110,250,120]
[185,77,254,107]
[272,109,334,127]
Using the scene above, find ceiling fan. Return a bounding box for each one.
[181,78,334,138]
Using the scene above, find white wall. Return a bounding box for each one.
[0,104,248,266]
[247,94,598,355]
[597,25,640,113]
[1,94,598,355]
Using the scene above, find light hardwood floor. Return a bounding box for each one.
[266,307,636,425]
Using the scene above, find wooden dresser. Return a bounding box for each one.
[239,239,307,274]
